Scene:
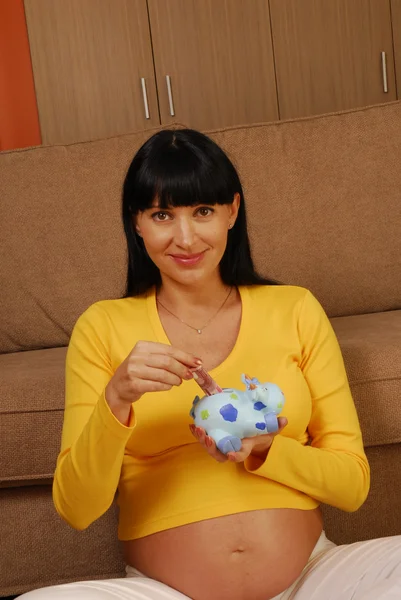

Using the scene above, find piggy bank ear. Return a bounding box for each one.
[241,373,253,390]
[189,395,200,419]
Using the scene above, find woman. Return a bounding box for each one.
[22,130,401,600]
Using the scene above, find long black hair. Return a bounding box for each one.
[122,129,280,296]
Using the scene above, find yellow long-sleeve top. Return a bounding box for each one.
[53,285,370,540]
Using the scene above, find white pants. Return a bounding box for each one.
[18,533,401,600]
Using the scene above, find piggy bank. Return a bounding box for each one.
[190,374,285,454]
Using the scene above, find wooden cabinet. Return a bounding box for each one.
[269,0,397,119]
[24,0,159,145]
[18,0,401,148]
[146,0,278,130]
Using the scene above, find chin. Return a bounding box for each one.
[161,264,217,286]
[171,272,208,287]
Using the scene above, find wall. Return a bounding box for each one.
[0,0,41,150]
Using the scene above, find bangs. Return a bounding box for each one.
[129,136,236,213]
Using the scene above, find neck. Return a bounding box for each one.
[157,273,230,310]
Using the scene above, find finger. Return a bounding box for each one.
[226,450,248,463]
[128,380,173,395]
[189,426,227,462]
[277,416,288,430]
[237,436,271,461]
[227,420,290,464]
[227,452,238,462]
[241,435,270,446]
[138,354,193,380]
[195,426,207,444]
[204,435,227,463]
[226,437,254,463]
[128,364,183,387]
[134,341,201,368]
[189,425,206,444]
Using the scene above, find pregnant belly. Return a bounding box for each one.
[123,507,323,600]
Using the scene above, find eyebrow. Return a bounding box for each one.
[147,203,210,211]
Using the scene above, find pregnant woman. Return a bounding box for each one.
[21,129,401,600]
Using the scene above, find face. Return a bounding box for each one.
[134,194,240,287]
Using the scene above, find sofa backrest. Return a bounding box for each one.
[208,101,401,319]
[1,103,401,353]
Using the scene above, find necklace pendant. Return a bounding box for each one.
[197,329,202,334]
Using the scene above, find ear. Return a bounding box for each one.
[228,193,240,229]
[241,373,251,390]
[132,214,142,237]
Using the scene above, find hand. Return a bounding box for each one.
[106,341,201,406]
[189,417,288,464]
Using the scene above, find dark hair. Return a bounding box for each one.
[122,129,280,296]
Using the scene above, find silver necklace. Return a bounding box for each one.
[157,286,233,334]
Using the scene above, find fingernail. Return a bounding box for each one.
[205,436,213,448]
[186,370,193,379]
[189,425,195,435]
[194,358,203,365]
[228,455,236,462]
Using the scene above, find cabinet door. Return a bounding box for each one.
[24,0,159,145]
[147,0,278,130]
[391,0,401,98]
[270,0,396,119]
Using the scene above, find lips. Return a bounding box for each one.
[169,252,205,266]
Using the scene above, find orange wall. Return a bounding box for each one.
[0,0,41,150]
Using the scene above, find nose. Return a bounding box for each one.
[173,215,197,249]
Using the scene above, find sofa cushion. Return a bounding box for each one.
[1,310,400,485]
[207,101,401,318]
[0,347,66,484]
[331,309,401,447]
[0,124,186,354]
[0,486,124,596]
[322,443,401,544]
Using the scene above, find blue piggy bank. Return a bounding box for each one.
[190,374,285,454]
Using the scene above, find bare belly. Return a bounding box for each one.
[123,507,323,600]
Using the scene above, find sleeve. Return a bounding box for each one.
[244,289,370,512]
[52,303,136,530]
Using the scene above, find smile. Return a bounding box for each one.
[169,252,205,266]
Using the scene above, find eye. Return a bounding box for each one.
[151,211,171,222]
[196,207,214,217]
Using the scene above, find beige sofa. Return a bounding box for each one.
[1,101,401,597]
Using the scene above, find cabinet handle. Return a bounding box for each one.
[166,75,175,116]
[381,52,388,93]
[141,78,150,119]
